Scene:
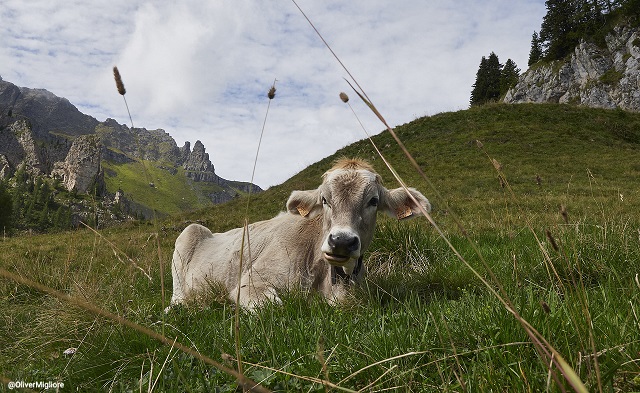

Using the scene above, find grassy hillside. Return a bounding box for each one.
[1,103,640,391]
[176,103,640,232]
[102,160,232,217]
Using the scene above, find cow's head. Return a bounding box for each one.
[286,158,431,274]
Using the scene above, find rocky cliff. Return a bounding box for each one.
[504,23,640,111]
[0,119,47,177]
[96,118,182,163]
[179,140,259,203]
[51,134,104,194]
[183,140,216,181]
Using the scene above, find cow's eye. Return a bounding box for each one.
[368,197,379,207]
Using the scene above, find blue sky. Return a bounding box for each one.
[0,0,546,188]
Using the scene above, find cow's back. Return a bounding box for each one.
[178,224,245,292]
[170,211,328,307]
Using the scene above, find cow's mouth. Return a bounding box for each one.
[323,252,351,264]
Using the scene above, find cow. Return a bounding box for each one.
[167,158,431,310]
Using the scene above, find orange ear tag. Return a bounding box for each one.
[296,204,310,217]
[396,205,413,220]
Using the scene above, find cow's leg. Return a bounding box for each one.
[323,283,349,306]
[166,224,213,312]
[165,248,186,312]
[229,273,282,311]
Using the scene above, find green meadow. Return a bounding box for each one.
[102,160,225,217]
[1,103,639,391]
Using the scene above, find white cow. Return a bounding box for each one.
[168,158,431,309]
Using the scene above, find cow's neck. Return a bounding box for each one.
[331,257,363,285]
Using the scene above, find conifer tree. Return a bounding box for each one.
[485,52,503,100]
[470,52,503,106]
[38,202,49,229]
[536,0,635,61]
[621,0,640,15]
[54,206,71,230]
[528,31,544,66]
[574,0,604,37]
[540,0,579,60]
[40,180,51,204]
[54,206,64,230]
[32,177,42,202]
[470,56,489,106]
[500,59,521,96]
[25,196,35,222]
[0,181,13,232]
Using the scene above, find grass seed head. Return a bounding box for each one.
[339,92,349,103]
[545,229,559,251]
[268,86,276,99]
[540,300,551,314]
[113,66,126,96]
[491,158,502,171]
[560,205,568,224]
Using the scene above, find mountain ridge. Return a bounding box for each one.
[0,76,261,220]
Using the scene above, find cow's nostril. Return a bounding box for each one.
[328,234,337,248]
[346,236,359,252]
[328,233,359,253]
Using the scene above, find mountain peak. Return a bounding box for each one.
[183,140,215,180]
[193,140,206,152]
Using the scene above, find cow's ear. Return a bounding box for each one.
[286,189,322,218]
[380,187,431,220]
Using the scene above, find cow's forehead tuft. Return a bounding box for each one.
[324,157,380,181]
[323,169,380,197]
[329,158,375,172]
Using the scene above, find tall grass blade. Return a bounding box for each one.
[79,221,152,281]
[225,355,357,393]
[234,79,277,383]
[291,2,589,390]
[111,66,166,331]
[0,267,271,392]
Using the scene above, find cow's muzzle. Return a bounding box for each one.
[323,232,360,265]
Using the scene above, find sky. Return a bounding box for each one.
[0,0,546,188]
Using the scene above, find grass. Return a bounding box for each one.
[102,158,255,218]
[600,69,624,86]
[102,160,229,217]
[1,103,640,391]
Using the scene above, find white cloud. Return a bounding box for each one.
[0,0,546,187]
